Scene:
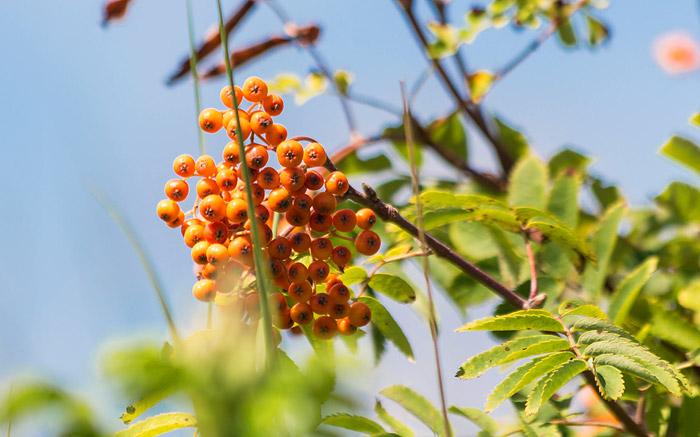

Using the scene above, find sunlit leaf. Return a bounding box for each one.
[428,112,468,161]
[322,414,386,434]
[114,412,197,437]
[467,70,495,103]
[659,135,700,176]
[375,401,415,437]
[448,406,498,435]
[593,365,624,400]
[457,310,564,332]
[336,151,392,175]
[655,182,700,221]
[380,386,452,437]
[548,149,592,175]
[582,201,625,299]
[608,257,658,325]
[508,155,548,209]
[358,297,414,361]
[340,266,368,286]
[368,273,416,303]
[525,359,586,416]
[494,117,529,162]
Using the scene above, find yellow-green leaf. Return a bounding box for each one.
[114,412,197,437]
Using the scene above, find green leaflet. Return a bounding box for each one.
[508,155,549,210]
[113,412,197,437]
[120,386,178,425]
[586,14,609,46]
[456,335,571,379]
[655,182,700,222]
[375,401,414,437]
[485,352,575,412]
[367,273,416,303]
[571,317,637,342]
[525,359,587,416]
[558,302,607,319]
[548,149,592,176]
[428,112,468,161]
[547,173,580,229]
[358,297,414,361]
[380,385,453,437]
[417,192,521,232]
[336,150,392,175]
[659,135,700,176]
[322,414,386,434]
[457,310,565,332]
[582,201,625,299]
[593,355,662,388]
[494,117,529,163]
[340,266,367,286]
[448,406,498,435]
[608,257,659,325]
[593,365,624,400]
[691,112,700,129]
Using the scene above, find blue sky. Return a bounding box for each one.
[1,0,699,434]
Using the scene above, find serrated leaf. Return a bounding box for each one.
[322,414,386,434]
[428,112,468,161]
[594,365,624,400]
[120,387,178,425]
[508,155,548,209]
[660,135,700,176]
[485,352,575,412]
[457,310,564,332]
[525,359,587,415]
[456,335,570,379]
[448,406,498,435]
[467,70,495,103]
[416,192,520,231]
[593,355,663,388]
[358,297,414,361]
[114,412,197,437]
[336,151,392,176]
[608,257,658,325]
[368,273,416,303]
[548,149,592,175]
[572,317,637,342]
[494,117,529,161]
[547,173,580,228]
[380,386,452,437]
[558,302,607,319]
[582,201,625,299]
[340,266,367,286]
[375,401,414,437]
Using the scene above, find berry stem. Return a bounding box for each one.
[185,0,206,156]
[216,0,277,368]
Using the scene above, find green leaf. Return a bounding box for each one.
[380,386,452,437]
[375,401,414,437]
[572,317,637,342]
[340,266,368,286]
[113,413,197,437]
[494,117,529,161]
[484,352,575,412]
[368,273,416,303]
[586,14,609,46]
[457,310,564,332]
[336,151,391,176]
[593,365,624,400]
[456,335,571,379]
[641,299,700,351]
[467,70,495,103]
[690,113,700,129]
[427,22,461,58]
[660,135,700,176]
[547,173,580,228]
[593,355,675,392]
[558,302,607,319]
[608,257,658,325]
[384,123,423,167]
[680,395,700,437]
[428,112,468,161]
[582,201,625,299]
[333,70,353,96]
[557,19,577,47]
[678,280,700,312]
[416,192,521,231]
[120,387,178,425]
[655,182,700,221]
[322,414,386,434]
[358,297,414,361]
[548,149,592,175]
[525,359,587,416]
[449,222,499,261]
[448,406,498,435]
[591,177,621,209]
[508,155,548,209]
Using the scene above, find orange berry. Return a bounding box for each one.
[305,170,324,191]
[290,302,313,325]
[181,218,203,236]
[349,302,371,327]
[267,258,285,280]
[242,76,268,102]
[226,117,251,142]
[292,194,312,212]
[245,145,269,170]
[200,262,220,280]
[355,230,381,256]
[337,318,357,336]
[263,94,284,116]
[257,167,280,190]
[199,195,226,222]
[265,123,287,146]
[325,275,343,290]
[285,208,310,227]
[303,142,327,167]
[313,315,337,339]
[157,199,180,223]
[226,198,248,223]
[290,232,311,253]
[215,169,238,191]
[192,279,217,302]
[273,275,291,290]
[254,204,271,223]
[328,283,351,304]
[325,171,349,196]
[238,183,266,205]
[222,109,250,129]
[308,260,330,283]
[206,243,229,265]
[288,281,313,303]
[269,292,288,313]
[184,224,205,248]
[203,221,228,244]
[220,85,243,108]
[191,241,210,265]
[273,308,294,330]
[245,293,261,319]
[223,141,242,165]
[309,211,333,233]
[279,167,306,192]
[250,111,274,136]
[331,245,352,267]
[356,208,377,230]
[329,302,350,320]
[173,154,196,178]
[217,161,234,173]
[276,140,304,168]
[195,155,217,177]
[196,178,220,198]
[310,237,333,260]
[268,236,292,260]
[267,187,292,213]
[228,236,254,266]
[288,185,308,197]
[310,293,331,315]
[198,108,223,133]
[167,211,185,228]
[288,262,309,285]
[165,179,189,202]
[312,192,337,215]
[332,209,356,232]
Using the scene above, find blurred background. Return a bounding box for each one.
[1,0,699,434]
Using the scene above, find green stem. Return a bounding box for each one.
[185,0,206,156]
[215,0,276,368]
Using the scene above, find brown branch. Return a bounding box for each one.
[167,0,257,84]
[583,371,650,437]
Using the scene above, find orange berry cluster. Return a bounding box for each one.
[156,77,380,339]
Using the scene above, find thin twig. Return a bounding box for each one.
[524,233,538,300]
[402,81,452,437]
[185,0,206,156]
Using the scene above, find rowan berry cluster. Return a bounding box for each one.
[156,77,378,339]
